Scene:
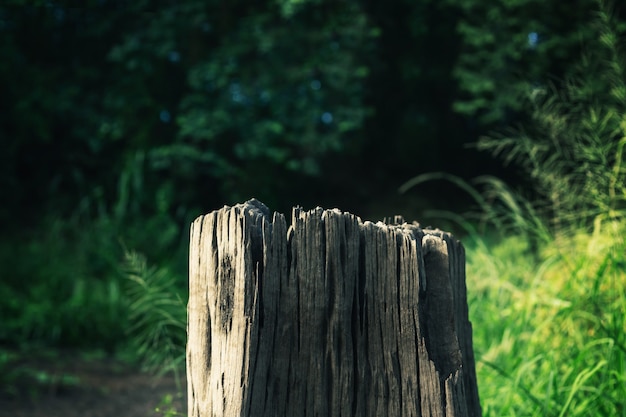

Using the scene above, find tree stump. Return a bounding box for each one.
[187,199,481,417]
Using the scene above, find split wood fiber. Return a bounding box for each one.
[187,199,481,417]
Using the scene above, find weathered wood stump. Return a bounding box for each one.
[187,199,481,417]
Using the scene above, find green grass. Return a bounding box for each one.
[154,393,186,416]
[404,4,626,413]
[123,250,186,385]
[0,217,129,351]
[465,223,626,417]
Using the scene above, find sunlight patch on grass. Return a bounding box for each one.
[465,222,626,417]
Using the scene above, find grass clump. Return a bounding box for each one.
[0,217,128,351]
[477,0,626,236]
[465,225,625,417]
[123,250,187,386]
[402,1,626,415]
[467,2,626,415]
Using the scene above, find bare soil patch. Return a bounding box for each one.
[0,350,186,417]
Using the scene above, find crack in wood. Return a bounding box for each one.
[188,200,481,417]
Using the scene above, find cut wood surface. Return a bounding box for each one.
[187,199,481,417]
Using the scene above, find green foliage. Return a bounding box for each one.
[0,217,127,350]
[465,223,626,417]
[3,0,610,226]
[0,347,82,400]
[0,180,186,352]
[477,0,626,234]
[447,0,598,125]
[103,0,376,205]
[402,4,626,415]
[123,251,186,384]
[1,2,625,412]
[154,393,186,417]
[400,172,551,244]
[0,4,126,225]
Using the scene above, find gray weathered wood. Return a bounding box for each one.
[187,199,481,417]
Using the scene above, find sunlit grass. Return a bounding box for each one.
[411,3,626,414]
[465,222,626,417]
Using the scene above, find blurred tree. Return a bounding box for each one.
[105,0,376,212]
[476,0,626,233]
[3,0,623,350]
[446,0,599,126]
[0,0,376,226]
[0,0,616,229]
[0,3,125,227]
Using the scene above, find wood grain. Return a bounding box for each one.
[187,199,481,417]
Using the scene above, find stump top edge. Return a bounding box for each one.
[195,199,458,239]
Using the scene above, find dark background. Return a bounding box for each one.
[0,0,622,351]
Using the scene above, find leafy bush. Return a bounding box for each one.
[0,217,127,350]
[0,204,187,354]
[477,0,626,236]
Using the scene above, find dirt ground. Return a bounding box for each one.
[0,350,186,417]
